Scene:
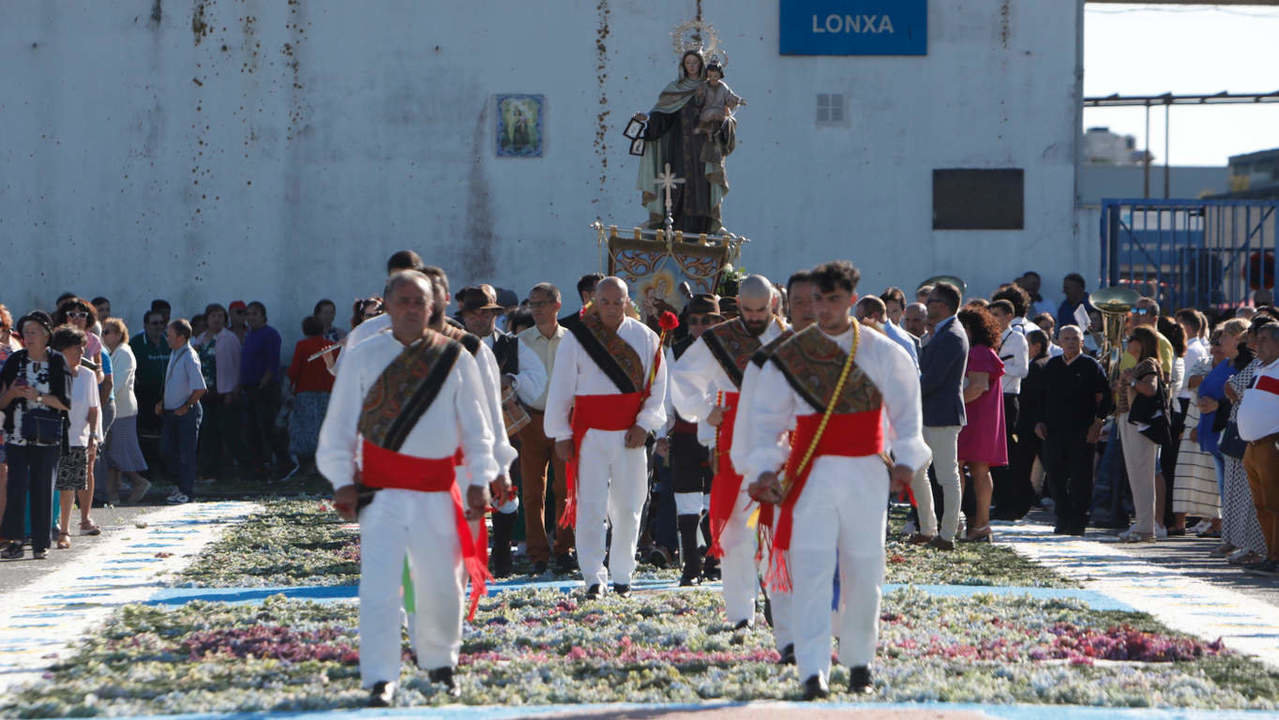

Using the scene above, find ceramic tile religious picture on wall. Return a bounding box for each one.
[496,94,544,157]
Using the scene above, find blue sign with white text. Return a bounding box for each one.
[780,0,927,56]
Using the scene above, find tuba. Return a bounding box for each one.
[1091,286,1140,381]
[920,275,967,295]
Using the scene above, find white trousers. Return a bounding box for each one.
[787,456,888,683]
[576,428,649,587]
[922,425,962,540]
[359,489,465,686]
[718,485,760,626]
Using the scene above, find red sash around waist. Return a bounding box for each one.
[707,391,741,558]
[361,439,491,620]
[765,409,883,592]
[558,392,644,529]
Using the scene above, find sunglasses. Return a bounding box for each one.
[1131,308,1153,316]
[527,301,554,309]
[67,311,88,319]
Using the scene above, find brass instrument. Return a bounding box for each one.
[1091,286,1140,381]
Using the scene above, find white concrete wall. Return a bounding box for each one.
[0,0,1083,349]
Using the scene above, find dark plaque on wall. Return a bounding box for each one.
[932,168,1024,230]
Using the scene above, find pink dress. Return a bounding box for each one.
[957,345,1007,467]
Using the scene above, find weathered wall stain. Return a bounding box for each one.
[593,0,610,205]
[150,0,162,25]
[463,103,496,278]
[192,0,211,45]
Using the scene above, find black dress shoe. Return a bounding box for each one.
[367,680,396,707]
[848,665,873,695]
[531,560,549,575]
[678,571,701,587]
[780,643,796,665]
[554,553,576,574]
[585,584,602,600]
[801,674,830,701]
[732,619,752,631]
[428,666,460,698]
[613,583,631,598]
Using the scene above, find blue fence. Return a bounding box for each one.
[1101,199,1277,311]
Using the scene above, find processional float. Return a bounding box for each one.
[594,19,749,313]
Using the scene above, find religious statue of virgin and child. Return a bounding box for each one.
[633,49,745,235]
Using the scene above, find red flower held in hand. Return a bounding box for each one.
[659,311,679,332]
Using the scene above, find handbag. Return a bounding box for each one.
[1219,421,1248,460]
[21,406,64,445]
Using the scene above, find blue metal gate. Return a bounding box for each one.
[1101,199,1278,311]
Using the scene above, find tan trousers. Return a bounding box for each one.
[1118,412,1159,536]
[1244,433,1279,561]
[518,410,574,562]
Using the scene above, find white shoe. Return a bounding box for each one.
[1188,520,1211,535]
[166,492,191,505]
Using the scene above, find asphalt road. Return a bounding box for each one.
[0,503,162,596]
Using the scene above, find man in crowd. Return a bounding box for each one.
[91,296,111,322]
[746,261,927,699]
[130,309,172,442]
[729,270,817,666]
[1237,322,1279,576]
[664,293,722,585]
[158,319,206,504]
[562,273,605,323]
[420,266,518,576]
[860,294,919,369]
[671,275,783,629]
[911,281,968,550]
[1018,271,1057,318]
[228,300,250,343]
[902,302,927,339]
[1056,273,1093,331]
[989,296,1031,520]
[456,284,546,576]
[517,282,576,575]
[1035,326,1111,534]
[240,301,284,480]
[318,271,497,706]
[546,276,667,599]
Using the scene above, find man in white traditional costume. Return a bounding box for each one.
[746,261,928,700]
[546,277,668,598]
[317,271,498,706]
[670,275,782,632]
[730,270,818,666]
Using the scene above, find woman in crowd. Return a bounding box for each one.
[1156,317,1187,535]
[956,304,1007,543]
[0,305,21,533]
[102,318,150,504]
[285,316,335,479]
[1200,319,1249,557]
[1015,328,1050,503]
[1172,327,1222,537]
[351,297,384,331]
[0,312,72,560]
[314,299,346,344]
[54,298,111,531]
[1216,316,1273,566]
[50,326,99,549]
[1116,326,1169,543]
[193,303,241,483]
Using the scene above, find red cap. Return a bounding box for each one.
[228,300,247,311]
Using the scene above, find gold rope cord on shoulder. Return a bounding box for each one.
[780,321,860,498]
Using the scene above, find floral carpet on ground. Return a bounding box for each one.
[173,500,1075,589]
[5,589,1277,717]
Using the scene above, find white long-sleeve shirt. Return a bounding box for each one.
[670,319,783,425]
[744,324,930,478]
[998,325,1030,394]
[544,316,667,441]
[471,339,519,474]
[483,332,547,408]
[1237,357,1279,442]
[316,331,499,491]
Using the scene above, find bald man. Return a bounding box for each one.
[545,277,668,599]
[671,274,784,630]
